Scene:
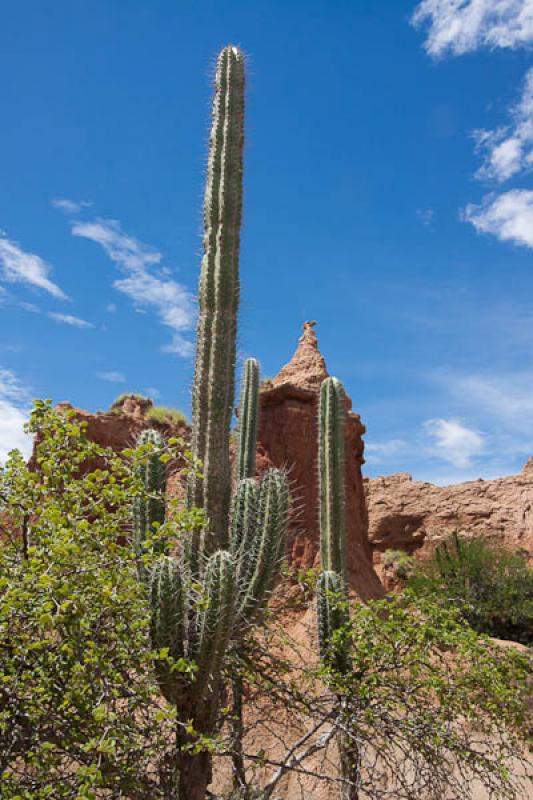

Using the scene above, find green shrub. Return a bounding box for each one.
[382,548,415,580]
[0,401,190,797]
[408,533,533,644]
[146,405,188,426]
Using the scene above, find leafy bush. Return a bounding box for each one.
[408,533,533,644]
[0,402,194,798]
[382,548,415,580]
[146,405,188,426]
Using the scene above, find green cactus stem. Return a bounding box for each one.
[239,468,290,621]
[319,377,347,584]
[230,477,261,561]
[236,357,260,482]
[193,549,236,702]
[188,45,246,567]
[149,555,186,703]
[133,429,166,576]
[316,570,349,672]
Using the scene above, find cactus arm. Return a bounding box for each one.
[149,556,187,703]
[318,377,347,584]
[238,469,290,621]
[236,358,260,482]
[316,570,349,672]
[230,477,261,559]
[193,550,236,702]
[133,429,166,578]
[188,46,245,566]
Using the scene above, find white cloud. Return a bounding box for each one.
[0,368,33,463]
[160,333,194,358]
[0,235,67,299]
[106,303,117,313]
[412,0,533,57]
[365,438,407,464]
[428,368,533,468]
[424,417,485,467]
[474,67,533,182]
[97,371,126,383]
[463,188,533,247]
[19,301,40,313]
[441,370,533,430]
[145,386,161,399]
[71,218,195,356]
[52,197,92,215]
[48,312,94,328]
[416,208,435,226]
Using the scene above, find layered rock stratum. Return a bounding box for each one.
[365,464,533,583]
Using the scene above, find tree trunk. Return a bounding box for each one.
[338,731,360,800]
[231,673,248,797]
[176,749,213,800]
[165,717,213,800]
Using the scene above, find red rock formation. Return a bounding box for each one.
[258,322,383,600]
[31,396,190,482]
[365,464,533,573]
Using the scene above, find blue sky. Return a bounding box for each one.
[1,0,532,484]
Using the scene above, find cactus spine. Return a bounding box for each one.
[132,46,290,800]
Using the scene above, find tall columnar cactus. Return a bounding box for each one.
[316,377,350,665]
[236,357,260,482]
[132,45,290,800]
[319,377,347,585]
[188,44,245,560]
[316,377,359,800]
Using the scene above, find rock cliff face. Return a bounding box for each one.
[55,396,189,450]
[365,463,533,572]
[258,322,383,600]
[48,326,383,599]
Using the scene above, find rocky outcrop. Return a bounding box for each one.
[42,334,383,599]
[258,322,383,600]
[31,396,190,480]
[365,463,533,570]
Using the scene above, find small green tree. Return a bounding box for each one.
[409,533,533,644]
[231,590,530,800]
[0,401,198,798]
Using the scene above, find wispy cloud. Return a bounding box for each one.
[416,208,434,226]
[365,438,407,464]
[0,367,33,463]
[0,234,67,299]
[145,386,161,399]
[52,197,92,215]
[463,189,533,248]
[438,369,533,431]
[97,371,126,383]
[48,311,94,328]
[427,368,533,470]
[71,218,194,356]
[412,0,533,58]
[423,417,485,468]
[412,3,533,250]
[19,301,40,313]
[474,67,533,182]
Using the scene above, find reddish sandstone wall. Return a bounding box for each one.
[258,322,383,600]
